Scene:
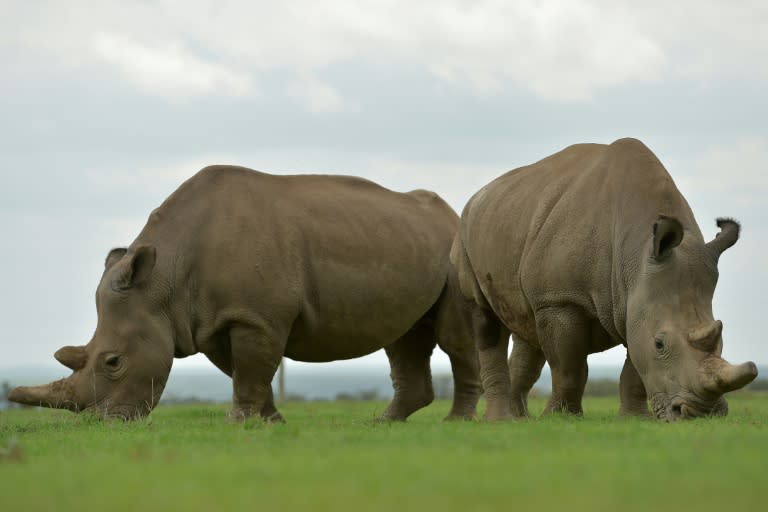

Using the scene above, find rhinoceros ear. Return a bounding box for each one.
[105,248,128,270]
[111,245,157,291]
[706,218,740,260]
[55,345,88,371]
[688,320,723,353]
[652,215,683,260]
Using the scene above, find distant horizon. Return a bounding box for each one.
[4,358,765,377]
[5,350,766,370]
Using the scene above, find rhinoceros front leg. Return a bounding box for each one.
[228,323,286,423]
[379,321,437,421]
[205,345,285,422]
[257,387,285,423]
[508,338,546,417]
[618,354,651,417]
[536,307,589,416]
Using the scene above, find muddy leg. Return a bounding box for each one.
[619,354,650,417]
[474,307,513,421]
[508,338,546,417]
[379,321,437,421]
[228,323,286,422]
[536,307,589,416]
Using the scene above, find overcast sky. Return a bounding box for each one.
[1,0,766,376]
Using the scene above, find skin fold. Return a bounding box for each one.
[452,138,757,421]
[10,166,481,422]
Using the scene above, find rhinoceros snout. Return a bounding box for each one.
[669,401,702,421]
[669,402,683,421]
[665,394,730,421]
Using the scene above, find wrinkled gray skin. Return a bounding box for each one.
[10,166,481,421]
[452,138,758,421]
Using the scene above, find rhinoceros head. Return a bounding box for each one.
[626,216,757,421]
[9,246,174,420]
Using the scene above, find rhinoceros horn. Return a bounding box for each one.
[8,377,79,411]
[700,357,758,395]
[55,345,88,371]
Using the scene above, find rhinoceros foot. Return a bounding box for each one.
[228,407,286,424]
[444,412,478,422]
[619,404,652,418]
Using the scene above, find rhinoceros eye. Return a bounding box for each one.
[654,337,665,352]
[105,354,122,369]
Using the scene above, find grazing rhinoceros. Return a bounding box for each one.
[10,166,481,421]
[451,138,757,421]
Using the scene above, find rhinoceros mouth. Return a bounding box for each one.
[85,401,151,421]
[650,393,727,421]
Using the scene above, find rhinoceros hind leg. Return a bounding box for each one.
[536,307,589,416]
[439,341,481,421]
[619,354,651,418]
[434,285,482,421]
[508,338,546,417]
[474,307,515,421]
[379,321,436,421]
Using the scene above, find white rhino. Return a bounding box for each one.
[452,138,757,421]
[11,166,481,421]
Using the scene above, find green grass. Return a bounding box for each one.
[1,396,767,511]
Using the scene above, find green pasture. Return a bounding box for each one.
[1,396,767,511]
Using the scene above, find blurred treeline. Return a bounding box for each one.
[2,377,767,408]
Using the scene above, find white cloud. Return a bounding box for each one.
[417,0,665,100]
[164,0,669,101]
[13,0,767,104]
[287,77,348,113]
[610,1,768,81]
[90,33,252,100]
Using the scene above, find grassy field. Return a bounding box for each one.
[1,396,767,512]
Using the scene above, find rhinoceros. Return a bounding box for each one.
[452,138,757,421]
[10,166,481,421]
